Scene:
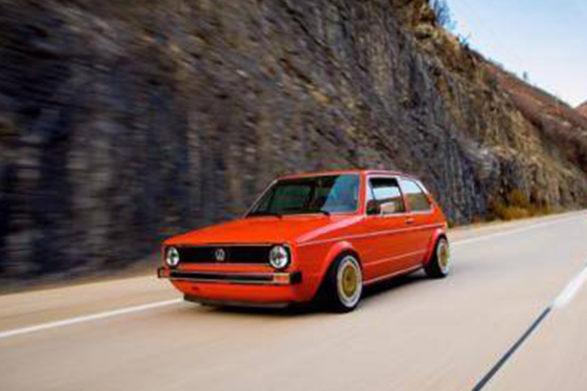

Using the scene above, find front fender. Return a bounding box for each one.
[311,240,360,294]
[322,240,359,273]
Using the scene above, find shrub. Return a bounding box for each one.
[506,189,531,208]
[488,189,551,221]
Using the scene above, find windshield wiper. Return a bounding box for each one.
[315,209,331,216]
[247,211,282,218]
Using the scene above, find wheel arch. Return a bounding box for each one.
[424,228,448,266]
[325,241,363,270]
[311,241,362,299]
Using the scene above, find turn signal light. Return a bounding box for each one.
[273,273,290,284]
[157,267,170,279]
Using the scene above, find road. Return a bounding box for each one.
[0,211,586,391]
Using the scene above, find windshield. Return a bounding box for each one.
[247,174,360,217]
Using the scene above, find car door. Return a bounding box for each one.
[398,177,436,267]
[361,176,418,280]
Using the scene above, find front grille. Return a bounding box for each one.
[177,245,272,264]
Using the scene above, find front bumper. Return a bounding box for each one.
[157,267,305,305]
[157,267,302,285]
[183,295,291,308]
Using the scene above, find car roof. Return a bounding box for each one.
[276,169,417,180]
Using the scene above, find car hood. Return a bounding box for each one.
[165,214,362,246]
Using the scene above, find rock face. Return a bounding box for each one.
[0,0,585,279]
[578,102,587,118]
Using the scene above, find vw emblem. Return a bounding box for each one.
[215,248,226,262]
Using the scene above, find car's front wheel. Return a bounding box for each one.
[424,237,451,278]
[323,254,363,312]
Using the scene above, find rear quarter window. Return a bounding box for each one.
[399,179,432,212]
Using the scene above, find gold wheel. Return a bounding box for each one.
[341,265,358,297]
[437,238,451,274]
[336,255,362,308]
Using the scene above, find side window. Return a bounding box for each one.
[369,178,406,214]
[399,179,432,212]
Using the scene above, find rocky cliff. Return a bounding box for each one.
[1,0,586,280]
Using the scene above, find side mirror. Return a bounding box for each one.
[366,200,381,215]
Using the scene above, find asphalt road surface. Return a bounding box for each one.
[1,211,586,391]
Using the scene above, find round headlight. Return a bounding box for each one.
[269,245,290,269]
[165,246,180,267]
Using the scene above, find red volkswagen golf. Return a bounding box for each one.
[157,170,450,312]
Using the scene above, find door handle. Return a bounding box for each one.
[405,218,415,225]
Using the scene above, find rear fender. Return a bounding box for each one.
[423,228,447,265]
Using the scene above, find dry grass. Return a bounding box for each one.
[489,189,552,221]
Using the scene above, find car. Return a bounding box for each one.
[157,169,450,312]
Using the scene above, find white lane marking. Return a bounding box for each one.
[0,298,182,340]
[0,213,583,341]
[553,265,587,308]
[452,214,585,247]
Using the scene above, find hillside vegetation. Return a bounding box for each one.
[0,0,585,280]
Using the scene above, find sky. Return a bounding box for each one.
[446,0,587,106]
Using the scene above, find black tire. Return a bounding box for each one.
[424,237,451,278]
[321,253,363,313]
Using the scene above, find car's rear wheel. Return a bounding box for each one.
[424,237,451,278]
[323,254,363,312]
